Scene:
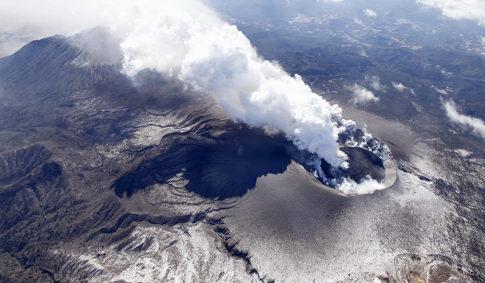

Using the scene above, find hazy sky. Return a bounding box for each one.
[1,0,485,57]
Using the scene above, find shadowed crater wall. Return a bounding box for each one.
[113,126,293,199]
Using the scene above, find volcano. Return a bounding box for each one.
[0,12,483,283]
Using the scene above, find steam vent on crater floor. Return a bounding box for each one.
[0,0,484,282]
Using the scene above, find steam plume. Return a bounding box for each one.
[117,0,350,166]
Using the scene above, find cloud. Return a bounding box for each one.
[392,82,416,95]
[443,99,485,139]
[363,8,378,17]
[0,0,358,167]
[346,84,379,105]
[418,0,485,25]
[366,76,386,92]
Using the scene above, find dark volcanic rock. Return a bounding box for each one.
[342,146,385,182]
[0,34,276,281]
[113,126,292,199]
[0,145,51,187]
[319,146,386,184]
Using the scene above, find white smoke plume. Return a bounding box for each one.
[338,177,386,195]
[0,0,352,167]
